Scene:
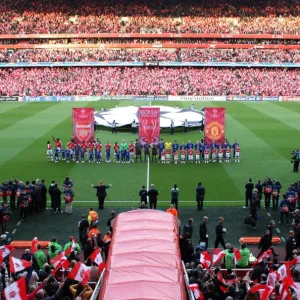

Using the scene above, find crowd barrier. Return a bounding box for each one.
[14,95,300,102]
[2,61,300,68]
[1,33,300,40]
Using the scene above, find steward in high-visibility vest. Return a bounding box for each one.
[103,231,112,245]
[88,227,100,239]
[88,208,99,226]
[166,204,178,217]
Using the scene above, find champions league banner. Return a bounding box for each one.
[204,108,226,145]
[138,107,160,145]
[72,108,94,144]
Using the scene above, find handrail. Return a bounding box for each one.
[90,268,106,300]
[182,260,195,300]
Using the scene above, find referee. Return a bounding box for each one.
[171,184,179,211]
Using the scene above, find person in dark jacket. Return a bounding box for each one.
[35,181,42,212]
[199,216,209,250]
[92,181,112,209]
[106,211,116,233]
[295,223,300,248]
[139,185,148,204]
[250,261,268,282]
[272,180,281,210]
[40,179,47,210]
[196,182,205,210]
[214,217,226,249]
[8,180,17,210]
[48,181,56,211]
[183,218,193,238]
[78,215,89,246]
[139,202,148,209]
[255,179,263,209]
[257,230,273,258]
[148,184,159,209]
[285,230,295,261]
[51,184,62,213]
[244,178,254,209]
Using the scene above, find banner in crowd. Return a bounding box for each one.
[168,95,226,101]
[72,108,95,143]
[133,96,168,101]
[75,95,133,101]
[0,96,18,101]
[138,107,160,145]
[23,96,74,102]
[204,108,226,145]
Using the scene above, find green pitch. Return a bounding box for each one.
[0,101,299,208]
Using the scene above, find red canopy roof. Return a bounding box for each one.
[99,210,187,300]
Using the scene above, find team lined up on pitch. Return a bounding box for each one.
[48,137,240,164]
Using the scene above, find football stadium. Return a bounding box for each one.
[0,0,300,299]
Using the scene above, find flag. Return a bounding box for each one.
[50,252,70,275]
[291,256,300,265]
[277,263,288,281]
[4,276,26,300]
[9,256,32,274]
[267,271,279,288]
[250,284,273,300]
[188,284,204,300]
[0,245,15,264]
[212,249,226,266]
[253,249,272,266]
[89,248,106,273]
[217,272,228,293]
[31,237,38,254]
[200,251,211,270]
[65,237,77,256]
[233,249,242,265]
[67,262,90,286]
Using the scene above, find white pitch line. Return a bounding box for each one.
[267,213,271,217]
[12,229,16,234]
[17,221,21,226]
[276,228,281,233]
[46,200,245,203]
[281,237,286,243]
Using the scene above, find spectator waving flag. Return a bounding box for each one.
[267,271,279,288]
[277,262,289,281]
[250,284,273,300]
[200,251,211,270]
[89,248,106,273]
[31,237,38,254]
[65,237,77,256]
[4,276,26,300]
[0,245,15,264]
[51,252,70,275]
[212,249,226,266]
[188,284,204,300]
[253,249,272,266]
[233,249,242,265]
[9,256,32,274]
[67,262,90,286]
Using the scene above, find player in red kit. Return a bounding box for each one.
[235,146,240,162]
[166,148,171,164]
[211,148,217,163]
[52,136,62,151]
[180,149,186,164]
[218,147,223,163]
[188,148,194,163]
[47,141,53,161]
[174,150,179,164]
[225,147,231,163]
[129,141,135,163]
[204,148,209,164]
[113,142,120,162]
[96,141,103,162]
[195,149,200,164]
[67,140,74,161]
[81,140,88,162]
[105,141,111,163]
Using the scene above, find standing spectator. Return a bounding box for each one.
[40,179,47,211]
[170,120,174,135]
[131,120,137,134]
[64,185,74,214]
[166,204,178,217]
[106,211,116,233]
[263,178,273,209]
[272,179,281,210]
[112,120,117,134]
[9,180,17,210]
[19,190,29,221]
[250,195,258,229]
[285,230,295,261]
[224,246,235,270]
[78,215,89,246]
[199,216,208,250]
[296,222,300,249]
[92,181,112,210]
[148,184,159,209]
[184,119,188,133]
[0,204,10,234]
[35,181,42,212]
[196,182,205,210]
[183,218,193,238]
[171,184,179,211]
[255,179,263,209]
[139,185,148,204]
[237,243,250,268]
[48,181,56,211]
[215,216,226,249]
[244,178,254,209]
[279,195,290,224]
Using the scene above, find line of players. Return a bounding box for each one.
[47,137,240,164]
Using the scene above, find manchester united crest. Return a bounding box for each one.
[205,121,224,141]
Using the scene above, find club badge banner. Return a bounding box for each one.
[138,107,160,145]
[72,108,94,143]
[204,108,226,145]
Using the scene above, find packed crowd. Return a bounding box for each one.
[1,0,300,34]
[1,67,300,96]
[1,48,300,63]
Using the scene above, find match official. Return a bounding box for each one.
[92,181,112,210]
